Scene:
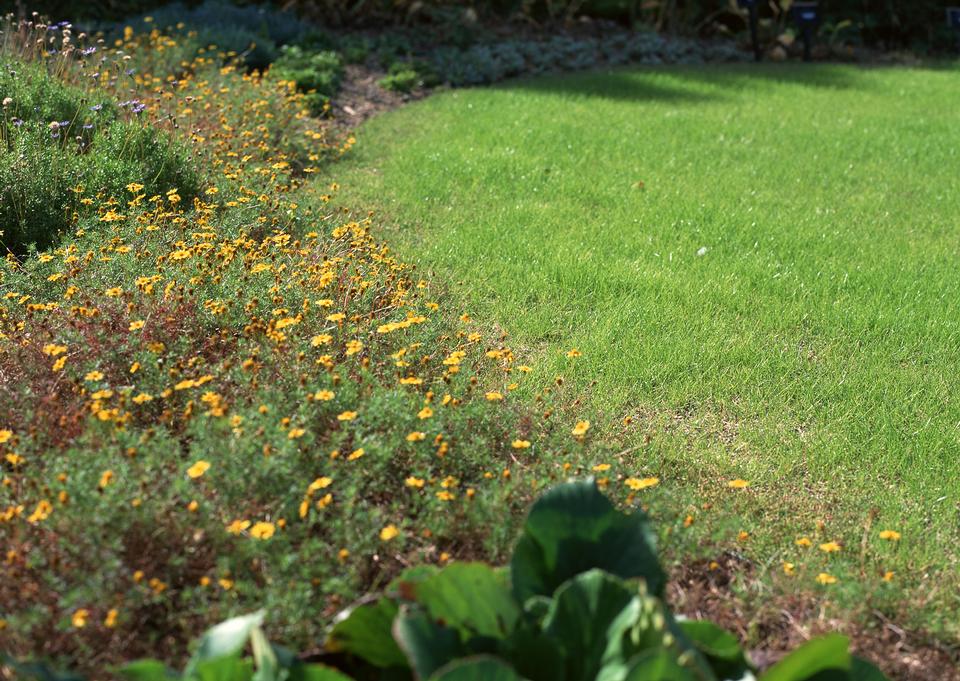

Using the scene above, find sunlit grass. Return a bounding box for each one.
[335,62,960,634]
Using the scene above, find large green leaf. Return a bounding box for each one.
[851,657,890,681]
[620,650,698,681]
[761,634,851,681]
[393,608,465,680]
[676,621,742,662]
[541,569,644,681]
[184,612,265,677]
[413,563,520,640]
[119,660,178,681]
[326,598,407,668]
[194,657,254,681]
[295,666,357,681]
[428,656,527,681]
[499,624,565,681]
[510,480,665,603]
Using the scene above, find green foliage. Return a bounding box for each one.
[0,56,199,254]
[318,480,888,681]
[8,481,890,680]
[378,60,438,93]
[269,46,343,114]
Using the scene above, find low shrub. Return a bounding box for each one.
[269,45,343,114]
[378,60,437,93]
[1,61,198,252]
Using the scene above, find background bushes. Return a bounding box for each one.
[15,0,960,52]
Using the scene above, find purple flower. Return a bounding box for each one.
[81,47,97,56]
[90,104,103,112]
[82,123,94,130]
[59,120,70,128]
[131,102,146,114]
[125,68,135,76]
[12,118,23,127]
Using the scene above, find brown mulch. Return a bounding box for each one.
[328,64,428,128]
[669,554,960,681]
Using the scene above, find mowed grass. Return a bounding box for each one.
[334,63,960,634]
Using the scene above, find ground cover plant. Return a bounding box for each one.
[0,16,622,673]
[331,63,960,644]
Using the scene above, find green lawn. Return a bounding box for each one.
[334,63,960,632]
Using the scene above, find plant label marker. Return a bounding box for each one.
[738,0,762,62]
[948,8,960,51]
[792,2,820,62]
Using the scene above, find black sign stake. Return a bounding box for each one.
[792,2,820,62]
[738,0,762,62]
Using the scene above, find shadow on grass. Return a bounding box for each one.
[497,62,903,105]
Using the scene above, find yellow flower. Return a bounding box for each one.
[566,348,582,358]
[105,287,123,297]
[405,476,425,488]
[572,420,591,437]
[782,562,795,576]
[98,470,114,489]
[347,448,365,461]
[41,344,67,357]
[417,406,434,419]
[187,460,210,479]
[882,570,895,582]
[85,371,105,381]
[818,541,841,553]
[313,390,335,401]
[0,429,11,444]
[380,524,400,541]
[71,609,89,628]
[129,320,145,331]
[625,477,660,491]
[308,476,333,493]
[345,340,363,356]
[310,334,332,347]
[187,500,199,512]
[879,529,901,541]
[485,391,504,401]
[338,548,350,562]
[337,410,357,421]
[795,536,813,547]
[104,609,118,628]
[406,431,426,442]
[288,428,306,439]
[737,530,750,542]
[132,393,153,404]
[326,312,346,322]
[727,479,750,489]
[815,572,838,585]
[227,520,251,535]
[250,521,275,540]
[52,356,67,372]
[511,439,531,449]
